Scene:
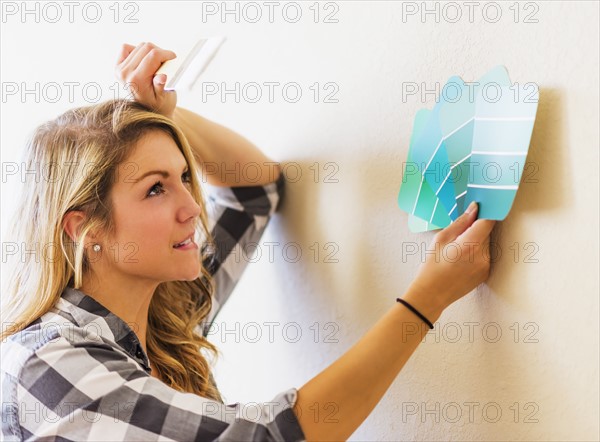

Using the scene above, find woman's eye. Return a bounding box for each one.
[182,170,192,186]
[146,172,191,198]
[147,181,164,197]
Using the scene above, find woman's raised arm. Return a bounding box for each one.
[115,41,281,188]
[293,203,495,441]
[171,106,281,187]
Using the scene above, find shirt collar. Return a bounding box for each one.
[59,286,150,372]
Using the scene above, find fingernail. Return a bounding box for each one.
[465,201,477,214]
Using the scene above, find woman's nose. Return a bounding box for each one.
[177,187,202,222]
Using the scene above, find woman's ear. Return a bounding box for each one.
[62,210,88,243]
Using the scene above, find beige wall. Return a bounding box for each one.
[1,1,598,440]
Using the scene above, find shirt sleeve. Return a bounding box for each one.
[199,173,286,338]
[5,329,306,441]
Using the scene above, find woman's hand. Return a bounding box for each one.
[404,202,496,314]
[114,42,177,119]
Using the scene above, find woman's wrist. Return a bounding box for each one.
[399,283,446,326]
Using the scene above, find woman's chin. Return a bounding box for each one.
[171,268,202,282]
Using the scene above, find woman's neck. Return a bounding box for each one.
[80,273,158,355]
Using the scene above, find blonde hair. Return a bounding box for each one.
[0,98,223,403]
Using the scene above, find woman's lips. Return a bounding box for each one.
[173,238,198,250]
[173,231,196,248]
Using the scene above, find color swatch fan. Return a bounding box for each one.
[397,65,539,232]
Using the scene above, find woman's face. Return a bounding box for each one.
[105,129,202,283]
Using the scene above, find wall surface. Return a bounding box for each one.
[1,1,598,440]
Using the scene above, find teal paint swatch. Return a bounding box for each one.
[398,66,539,232]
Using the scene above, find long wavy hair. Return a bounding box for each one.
[0,98,223,403]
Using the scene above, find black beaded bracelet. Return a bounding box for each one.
[396,298,434,329]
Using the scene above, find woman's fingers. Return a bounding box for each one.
[115,42,147,82]
[460,218,496,245]
[135,47,176,82]
[114,43,136,81]
[115,43,136,65]
[113,41,179,118]
[115,42,174,100]
[436,202,478,245]
[117,42,176,93]
[152,73,168,94]
[119,42,153,78]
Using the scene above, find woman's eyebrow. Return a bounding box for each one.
[130,164,188,186]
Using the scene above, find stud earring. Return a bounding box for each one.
[92,244,101,252]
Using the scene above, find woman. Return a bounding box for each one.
[0,42,495,441]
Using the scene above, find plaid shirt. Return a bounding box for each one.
[1,173,307,441]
